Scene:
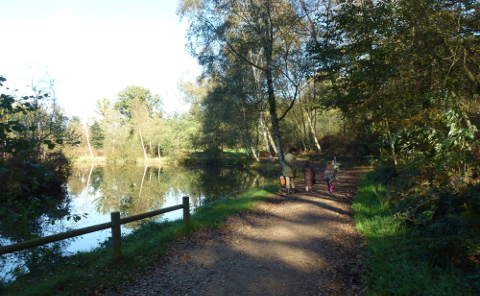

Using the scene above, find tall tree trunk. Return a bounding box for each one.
[250,146,260,162]
[385,120,398,168]
[300,134,307,151]
[138,165,147,198]
[306,110,321,152]
[259,114,273,158]
[309,79,321,151]
[248,50,272,160]
[86,162,94,188]
[251,175,259,187]
[84,124,95,159]
[266,63,284,165]
[300,105,309,151]
[138,128,148,163]
[264,0,285,166]
[266,126,278,155]
[241,131,260,162]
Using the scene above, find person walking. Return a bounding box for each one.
[304,161,315,192]
[323,157,339,194]
[283,147,297,194]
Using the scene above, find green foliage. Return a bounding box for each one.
[183,150,252,167]
[179,78,261,157]
[308,0,480,271]
[353,174,475,295]
[96,86,200,162]
[180,0,314,162]
[89,121,104,149]
[194,79,260,154]
[311,0,479,163]
[0,76,75,240]
[154,114,199,156]
[115,86,161,120]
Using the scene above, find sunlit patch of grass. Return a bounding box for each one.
[353,175,472,296]
[1,186,277,296]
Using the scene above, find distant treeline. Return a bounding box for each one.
[67,86,198,163]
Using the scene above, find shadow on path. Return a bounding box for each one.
[106,166,368,296]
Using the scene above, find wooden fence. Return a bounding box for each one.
[0,196,191,260]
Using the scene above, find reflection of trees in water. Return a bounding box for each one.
[0,203,71,243]
[95,165,166,216]
[66,164,273,225]
[69,164,268,217]
[68,169,87,195]
[1,166,100,282]
[0,192,73,281]
[69,164,274,215]
[1,164,273,282]
[99,166,210,216]
[67,164,100,196]
[0,195,71,243]
[196,166,257,199]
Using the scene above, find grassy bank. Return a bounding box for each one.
[353,175,473,295]
[2,186,276,296]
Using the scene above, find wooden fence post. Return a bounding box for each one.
[183,196,190,226]
[111,211,122,260]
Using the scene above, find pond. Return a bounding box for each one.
[0,163,275,282]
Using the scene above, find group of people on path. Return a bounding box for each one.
[281,147,338,195]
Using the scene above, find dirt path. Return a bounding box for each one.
[107,166,367,296]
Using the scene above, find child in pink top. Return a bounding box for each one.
[304,161,315,192]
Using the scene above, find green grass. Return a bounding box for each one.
[1,186,276,296]
[353,175,472,296]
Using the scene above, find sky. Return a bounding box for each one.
[0,0,200,120]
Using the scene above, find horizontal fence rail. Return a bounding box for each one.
[0,221,113,255]
[120,204,183,224]
[0,196,191,260]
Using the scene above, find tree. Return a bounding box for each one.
[114,86,162,162]
[95,86,200,161]
[308,0,480,265]
[115,86,161,120]
[0,75,74,235]
[179,0,310,167]
[312,0,475,151]
[89,121,104,149]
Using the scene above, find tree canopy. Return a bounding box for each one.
[179,0,480,272]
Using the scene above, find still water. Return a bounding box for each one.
[0,164,273,282]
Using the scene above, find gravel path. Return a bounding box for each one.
[106,166,367,296]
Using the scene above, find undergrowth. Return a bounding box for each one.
[353,175,474,295]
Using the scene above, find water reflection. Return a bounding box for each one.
[0,164,273,282]
[71,165,261,218]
